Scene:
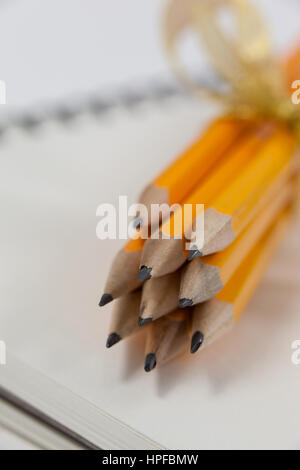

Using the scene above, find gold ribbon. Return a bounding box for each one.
[163,0,300,136]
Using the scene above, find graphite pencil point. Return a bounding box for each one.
[137,265,152,282]
[190,331,204,354]
[138,316,152,328]
[106,332,121,348]
[99,293,113,307]
[187,246,203,261]
[133,216,143,229]
[144,353,157,372]
[179,298,193,308]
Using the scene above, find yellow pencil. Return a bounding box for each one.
[179,179,294,307]
[144,310,190,372]
[138,127,297,280]
[190,208,292,353]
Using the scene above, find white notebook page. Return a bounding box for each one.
[1,97,300,450]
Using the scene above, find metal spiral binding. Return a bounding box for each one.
[0,81,185,136]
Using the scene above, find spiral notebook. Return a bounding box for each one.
[1,88,300,450]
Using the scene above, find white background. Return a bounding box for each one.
[0,0,300,111]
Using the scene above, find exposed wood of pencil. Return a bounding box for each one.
[180,180,295,307]
[137,116,248,229]
[195,130,297,257]
[138,123,276,279]
[190,208,292,354]
[106,289,142,348]
[144,310,190,372]
[139,270,181,323]
[99,237,144,306]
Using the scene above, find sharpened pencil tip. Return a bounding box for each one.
[106,332,121,348]
[137,265,152,282]
[99,293,113,307]
[188,245,203,261]
[179,298,193,308]
[133,216,143,229]
[190,331,204,354]
[144,353,157,372]
[138,316,152,328]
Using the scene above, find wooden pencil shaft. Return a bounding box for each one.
[180,179,295,306]
[191,298,234,351]
[138,116,248,228]
[196,131,297,256]
[221,209,293,322]
[140,270,181,321]
[213,131,295,223]
[139,123,276,278]
[161,122,275,237]
[103,243,142,301]
[145,310,190,366]
[212,185,294,285]
[191,209,292,352]
[108,289,141,340]
[224,149,300,243]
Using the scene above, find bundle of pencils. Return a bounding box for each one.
[99,43,300,373]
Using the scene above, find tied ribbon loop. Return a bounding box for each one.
[163,0,300,135]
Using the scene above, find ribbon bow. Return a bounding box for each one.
[164,0,300,136]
